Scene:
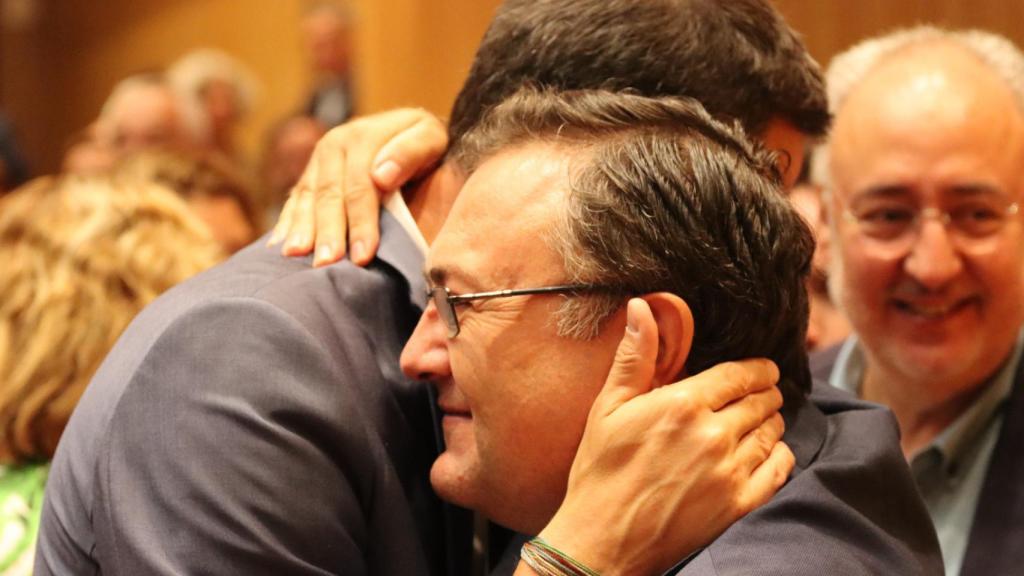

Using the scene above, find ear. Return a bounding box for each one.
[639,292,693,388]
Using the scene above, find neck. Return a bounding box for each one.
[861,363,989,458]
[404,161,463,245]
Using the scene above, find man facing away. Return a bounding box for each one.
[403,87,940,575]
[812,27,1024,576]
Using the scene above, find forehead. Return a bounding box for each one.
[427,142,575,288]
[830,44,1024,200]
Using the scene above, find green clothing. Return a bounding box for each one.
[0,463,48,575]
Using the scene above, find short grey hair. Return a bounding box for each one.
[815,26,1024,192]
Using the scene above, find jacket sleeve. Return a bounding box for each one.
[91,297,416,575]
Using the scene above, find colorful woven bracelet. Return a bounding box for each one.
[520,537,602,576]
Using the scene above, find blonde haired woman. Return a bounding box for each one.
[0,176,221,573]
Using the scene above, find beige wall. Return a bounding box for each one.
[1,0,1022,175]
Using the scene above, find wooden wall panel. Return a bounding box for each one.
[1,0,1020,174]
[773,0,1024,72]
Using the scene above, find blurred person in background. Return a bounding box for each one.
[168,48,261,162]
[302,2,356,128]
[116,150,261,254]
[0,111,30,194]
[0,176,221,575]
[95,73,194,157]
[61,124,118,177]
[260,114,326,222]
[790,155,851,351]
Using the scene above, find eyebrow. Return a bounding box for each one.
[425,264,480,292]
[944,183,1006,199]
[855,183,1007,201]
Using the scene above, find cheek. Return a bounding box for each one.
[838,241,895,305]
[972,245,1024,314]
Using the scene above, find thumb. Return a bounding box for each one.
[590,298,659,419]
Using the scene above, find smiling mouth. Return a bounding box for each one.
[891,296,977,319]
[438,403,472,419]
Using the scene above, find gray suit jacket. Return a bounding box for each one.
[677,383,942,574]
[36,214,471,575]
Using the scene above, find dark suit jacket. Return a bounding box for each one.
[492,381,943,575]
[36,214,471,575]
[812,341,1024,576]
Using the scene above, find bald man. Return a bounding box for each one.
[813,27,1024,576]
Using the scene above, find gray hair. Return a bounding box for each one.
[167,48,261,142]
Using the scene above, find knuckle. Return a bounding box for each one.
[700,422,731,453]
[669,388,699,418]
[719,361,750,390]
[754,426,776,456]
[313,185,344,200]
[343,181,376,201]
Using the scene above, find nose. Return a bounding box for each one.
[903,218,964,290]
[400,302,452,381]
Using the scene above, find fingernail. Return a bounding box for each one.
[285,234,306,252]
[351,240,366,263]
[315,243,335,265]
[626,300,640,335]
[373,160,401,188]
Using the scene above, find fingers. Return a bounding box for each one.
[370,113,449,190]
[272,107,446,265]
[734,411,785,474]
[715,385,783,439]
[268,196,296,246]
[311,144,350,266]
[283,179,317,256]
[342,163,381,266]
[738,441,795,514]
[696,359,780,412]
[588,299,659,420]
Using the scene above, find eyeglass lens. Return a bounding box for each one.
[431,287,460,338]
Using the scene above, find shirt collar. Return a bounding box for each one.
[384,191,429,257]
[830,331,1024,476]
[374,192,428,310]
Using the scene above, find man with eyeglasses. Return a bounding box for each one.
[400,87,938,575]
[812,27,1024,576]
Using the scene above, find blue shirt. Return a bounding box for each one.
[828,333,1023,576]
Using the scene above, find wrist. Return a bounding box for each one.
[520,537,601,576]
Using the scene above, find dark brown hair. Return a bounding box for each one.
[448,0,829,159]
[457,88,815,401]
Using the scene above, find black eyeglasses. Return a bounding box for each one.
[427,283,612,338]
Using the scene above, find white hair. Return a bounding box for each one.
[167,48,261,143]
